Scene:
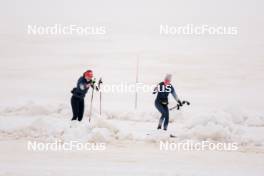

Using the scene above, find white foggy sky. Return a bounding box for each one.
[0,0,263,34]
[0,0,263,55]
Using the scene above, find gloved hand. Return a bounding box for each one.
[91,79,96,85]
[86,79,96,89]
[177,100,182,106]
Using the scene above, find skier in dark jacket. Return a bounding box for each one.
[71,70,97,122]
[153,74,181,130]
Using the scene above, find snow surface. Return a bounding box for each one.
[0,40,264,175]
[0,46,264,175]
[0,140,264,176]
[1,0,264,174]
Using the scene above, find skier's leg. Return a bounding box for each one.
[155,100,165,129]
[71,96,79,121]
[163,106,169,130]
[78,99,85,121]
[157,118,163,129]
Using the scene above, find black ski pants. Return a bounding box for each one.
[155,99,169,130]
[71,96,85,121]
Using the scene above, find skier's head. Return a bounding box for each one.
[164,74,172,85]
[84,70,93,80]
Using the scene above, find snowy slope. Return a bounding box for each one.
[1,0,264,174]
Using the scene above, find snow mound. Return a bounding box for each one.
[0,104,263,146]
[0,116,120,143]
[171,109,264,146]
[62,118,119,143]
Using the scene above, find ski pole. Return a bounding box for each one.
[135,56,139,109]
[99,91,102,116]
[169,100,190,111]
[89,78,96,122]
[98,78,103,116]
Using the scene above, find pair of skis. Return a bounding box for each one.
[88,78,103,122]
